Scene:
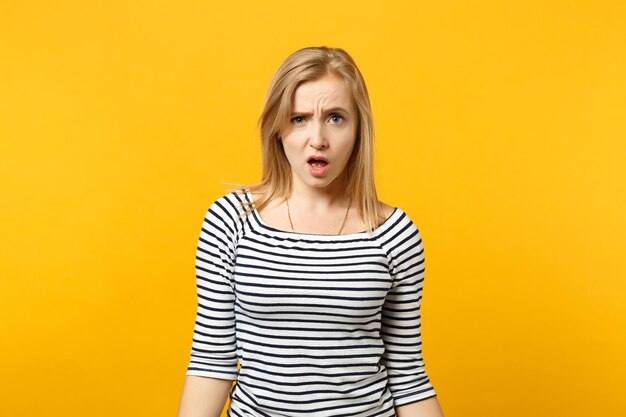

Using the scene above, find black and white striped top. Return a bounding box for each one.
[186,189,436,416]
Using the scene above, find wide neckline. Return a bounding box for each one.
[243,190,399,238]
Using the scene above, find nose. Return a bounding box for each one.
[309,120,328,149]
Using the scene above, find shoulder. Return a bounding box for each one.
[207,190,244,213]
[376,202,423,248]
[377,205,425,275]
[203,189,250,231]
[379,201,395,221]
[378,200,419,229]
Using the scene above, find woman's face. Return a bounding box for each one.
[279,72,358,193]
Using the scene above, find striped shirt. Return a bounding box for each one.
[186,189,436,416]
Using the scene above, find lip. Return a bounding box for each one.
[306,155,329,163]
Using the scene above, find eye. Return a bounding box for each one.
[291,116,305,124]
[329,114,344,124]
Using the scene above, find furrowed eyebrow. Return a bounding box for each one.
[290,107,349,117]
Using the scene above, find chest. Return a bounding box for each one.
[232,236,393,320]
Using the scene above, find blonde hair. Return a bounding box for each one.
[226,46,386,236]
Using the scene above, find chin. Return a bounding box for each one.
[310,177,344,190]
[294,169,343,189]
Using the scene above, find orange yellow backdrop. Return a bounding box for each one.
[1,1,624,416]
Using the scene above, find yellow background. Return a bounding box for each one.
[1,1,624,416]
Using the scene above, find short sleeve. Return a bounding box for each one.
[186,196,239,380]
[380,213,436,407]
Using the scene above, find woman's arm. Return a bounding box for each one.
[380,220,438,404]
[179,198,240,416]
[176,375,233,417]
[380,215,444,414]
[395,396,444,417]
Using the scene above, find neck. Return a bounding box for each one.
[288,176,350,211]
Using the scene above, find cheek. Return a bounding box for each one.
[281,140,301,165]
[340,130,358,156]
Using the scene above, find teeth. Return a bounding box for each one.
[310,161,327,168]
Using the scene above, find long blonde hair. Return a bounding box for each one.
[226,46,386,235]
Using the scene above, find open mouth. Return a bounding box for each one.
[307,157,330,177]
[307,155,329,166]
[308,159,328,168]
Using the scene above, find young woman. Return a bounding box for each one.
[177,46,444,417]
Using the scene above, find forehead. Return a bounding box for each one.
[292,74,354,111]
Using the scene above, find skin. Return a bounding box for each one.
[280,72,357,197]
[177,72,444,417]
[396,397,445,417]
[274,71,364,233]
[256,72,396,232]
[176,376,232,417]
